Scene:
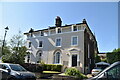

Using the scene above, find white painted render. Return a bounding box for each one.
[24,23,95,73]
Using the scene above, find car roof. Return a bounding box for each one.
[111,61,120,66]
[0,63,19,66]
[94,61,120,78]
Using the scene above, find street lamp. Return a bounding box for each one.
[1,26,9,55]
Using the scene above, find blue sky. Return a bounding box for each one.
[0,2,118,52]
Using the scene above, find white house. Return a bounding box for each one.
[24,16,98,74]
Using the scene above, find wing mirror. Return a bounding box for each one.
[6,68,11,72]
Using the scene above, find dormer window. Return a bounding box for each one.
[57,28,62,33]
[56,28,62,34]
[73,26,78,31]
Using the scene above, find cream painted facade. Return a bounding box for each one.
[24,17,98,73]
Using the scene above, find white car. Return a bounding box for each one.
[91,67,102,76]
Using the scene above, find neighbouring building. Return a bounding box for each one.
[98,53,107,60]
[24,16,99,74]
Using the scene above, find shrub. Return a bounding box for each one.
[42,64,62,72]
[65,67,87,79]
[95,55,101,63]
[21,63,43,73]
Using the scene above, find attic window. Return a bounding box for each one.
[57,28,62,33]
[73,26,78,31]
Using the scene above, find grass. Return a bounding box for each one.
[43,71,61,74]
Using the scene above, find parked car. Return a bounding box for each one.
[0,63,36,80]
[91,67,102,76]
[91,62,110,76]
[87,61,120,80]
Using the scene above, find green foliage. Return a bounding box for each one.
[101,58,107,62]
[65,68,87,79]
[106,48,120,64]
[2,46,28,64]
[95,55,101,63]
[21,63,43,73]
[42,64,62,72]
[3,46,11,54]
[0,46,11,57]
[113,48,120,52]
[2,30,27,64]
[107,52,120,64]
[10,30,25,48]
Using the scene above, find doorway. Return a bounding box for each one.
[72,55,77,67]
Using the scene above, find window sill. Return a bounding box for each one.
[37,47,43,48]
[72,30,78,32]
[71,45,78,47]
[56,46,62,47]
[28,47,32,49]
[53,63,62,65]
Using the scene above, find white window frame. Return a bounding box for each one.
[55,37,62,47]
[56,28,62,34]
[72,25,78,32]
[38,41,43,48]
[36,51,42,63]
[53,51,61,64]
[71,36,78,46]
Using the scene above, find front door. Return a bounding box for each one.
[72,55,77,67]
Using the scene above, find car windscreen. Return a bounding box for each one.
[9,64,27,71]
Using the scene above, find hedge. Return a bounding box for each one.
[21,63,43,73]
[21,63,62,72]
[42,64,62,72]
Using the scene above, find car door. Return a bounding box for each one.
[1,64,10,80]
[106,64,120,80]
[0,64,3,80]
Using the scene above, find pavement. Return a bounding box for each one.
[36,74,93,80]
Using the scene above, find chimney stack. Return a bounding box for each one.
[55,16,62,27]
[83,19,87,24]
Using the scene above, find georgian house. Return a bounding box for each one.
[24,16,98,74]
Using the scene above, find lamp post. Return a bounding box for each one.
[1,26,9,55]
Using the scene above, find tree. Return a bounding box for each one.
[0,46,11,56]
[95,55,101,63]
[106,48,120,64]
[10,30,25,48]
[2,31,27,64]
[2,46,27,64]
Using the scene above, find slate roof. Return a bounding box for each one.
[24,23,84,34]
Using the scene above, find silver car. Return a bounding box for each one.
[0,63,36,80]
[87,61,120,80]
